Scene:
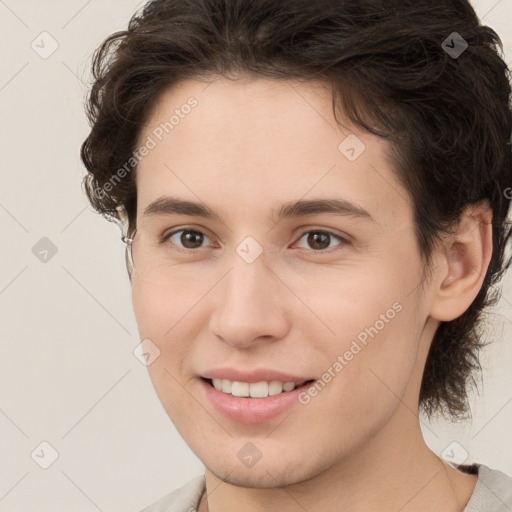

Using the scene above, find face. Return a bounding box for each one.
[131,76,437,487]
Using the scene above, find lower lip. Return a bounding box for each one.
[199,378,312,424]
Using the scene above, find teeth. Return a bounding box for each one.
[249,381,268,398]
[282,382,296,392]
[209,378,305,398]
[231,381,249,397]
[221,379,232,393]
[269,380,284,396]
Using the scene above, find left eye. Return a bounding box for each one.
[294,230,347,251]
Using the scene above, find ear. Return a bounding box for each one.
[429,200,493,322]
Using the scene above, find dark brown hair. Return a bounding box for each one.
[81,0,512,420]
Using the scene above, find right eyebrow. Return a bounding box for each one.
[143,196,224,223]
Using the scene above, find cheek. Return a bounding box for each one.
[131,278,183,396]
[311,259,423,413]
[306,302,420,453]
[304,272,411,357]
[132,278,169,338]
[338,301,420,427]
[131,275,207,400]
[131,271,208,338]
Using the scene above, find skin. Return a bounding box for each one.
[131,76,492,512]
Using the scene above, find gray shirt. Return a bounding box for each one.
[140,463,512,512]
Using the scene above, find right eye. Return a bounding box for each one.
[164,228,212,251]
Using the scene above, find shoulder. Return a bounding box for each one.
[139,475,206,512]
[463,463,512,512]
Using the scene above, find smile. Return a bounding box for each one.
[209,378,309,398]
[199,374,315,424]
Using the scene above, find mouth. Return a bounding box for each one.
[202,377,314,398]
[198,376,315,424]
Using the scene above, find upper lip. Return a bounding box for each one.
[201,368,314,384]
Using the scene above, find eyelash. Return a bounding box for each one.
[161,227,350,254]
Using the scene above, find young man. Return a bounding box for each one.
[81,0,512,510]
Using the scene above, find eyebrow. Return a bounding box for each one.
[143,196,375,223]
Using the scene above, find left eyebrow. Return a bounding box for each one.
[274,198,376,223]
[142,196,375,224]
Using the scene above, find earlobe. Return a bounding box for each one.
[429,201,493,322]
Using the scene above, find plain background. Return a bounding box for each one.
[1,0,511,510]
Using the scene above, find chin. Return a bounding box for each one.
[194,437,340,489]
[206,460,315,489]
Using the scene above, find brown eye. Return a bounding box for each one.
[166,229,209,250]
[307,232,330,250]
[295,230,347,251]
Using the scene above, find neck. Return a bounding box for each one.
[199,407,477,512]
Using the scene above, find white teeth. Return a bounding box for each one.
[282,382,296,392]
[221,379,232,393]
[268,380,284,396]
[231,381,249,397]
[209,378,305,397]
[249,381,268,398]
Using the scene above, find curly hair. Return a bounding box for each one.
[81,0,512,421]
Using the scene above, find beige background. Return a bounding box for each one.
[1,0,511,510]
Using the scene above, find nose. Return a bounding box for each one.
[210,255,291,349]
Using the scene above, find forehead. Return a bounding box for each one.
[134,76,411,226]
